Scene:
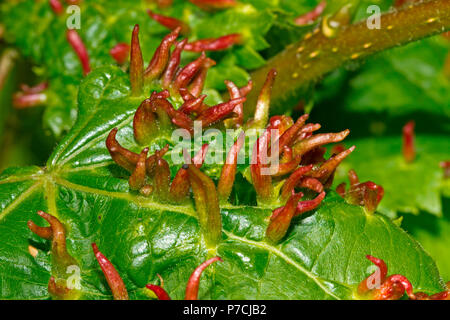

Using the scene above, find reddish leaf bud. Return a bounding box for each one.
[147,10,190,34]
[130,25,144,96]
[294,1,326,25]
[188,58,216,97]
[145,145,170,178]
[345,180,384,214]
[348,169,359,186]
[184,34,241,52]
[294,191,325,217]
[146,284,172,300]
[280,165,313,201]
[224,80,252,128]
[178,94,207,115]
[13,92,47,109]
[145,27,181,81]
[308,146,355,183]
[174,52,206,90]
[218,132,245,201]
[358,255,418,300]
[293,130,350,158]
[155,157,171,199]
[106,128,139,172]
[185,257,222,300]
[336,183,346,198]
[110,43,130,64]
[28,211,79,299]
[187,165,222,246]
[250,129,273,201]
[266,193,303,243]
[49,0,64,15]
[66,29,91,76]
[92,243,129,300]
[402,121,415,163]
[298,177,324,193]
[196,97,246,128]
[189,0,237,10]
[267,156,301,177]
[358,255,388,295]
[162,39,187,89]
[246,69,277,129]
[440,161,450,179]
[273,114,309,158]
[170,144,209,202]
[133,99,158,145]
[129,148,149,191]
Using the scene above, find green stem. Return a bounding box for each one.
[245,0,450,117]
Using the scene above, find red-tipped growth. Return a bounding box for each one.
[66,29,91,76]
[294,191,326,217]
[280,165,313,201]
[337,170,384,214]
[185,257,222,300]
[146,284,172,300]
[92,243,129,300]
[402,121,415,163]
[106,128,139,172]
[145,27,181,81]
[196,97,246,128]
[162,39,187,89]
[189,0,237,10]
[440,161,450,179]
[266,193,303,243]
[218,132,245,201]
[358,255,418,300]
[156,0,173,8]
[13,82,48,109]
[174,51,206,90]
[224,80,252,128]
[250,129,273,200]
[148,10,190,34]
[187,165,222,246]
[49,0,64,15]
[358,255,388,295]
[184,34,241,52]
[170,144,209,202]
[294,1,326,25]
[130,25,144,95]
[247,69,277,129]
[110,43,130,64]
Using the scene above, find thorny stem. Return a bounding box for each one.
[245,0,450,117]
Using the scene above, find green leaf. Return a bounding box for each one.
[334,135,450,218]
[343,37,450,117]
[0,0,277,137]
[0,164,445,299]
[0,67,446,299]
[403,198,450,280]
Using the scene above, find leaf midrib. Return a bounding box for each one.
[223,231,344,300]
[0,168,350,299]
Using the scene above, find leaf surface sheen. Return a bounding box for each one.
[0,67,446,300]
[335,135,450,218]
